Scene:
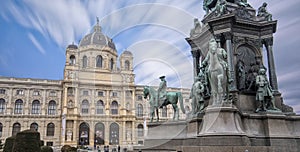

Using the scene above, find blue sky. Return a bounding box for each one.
[0,0,299,113]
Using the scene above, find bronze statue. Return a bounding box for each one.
[201,38,228,105]
[198,68,210,97]
[157,76,167,108]
[237,60,246,90]
[237,0,251,7]
[190,76,205,115]
[257,2,272,21]
[255,68,280,112]
[144,86,185,121]
[246,60,260,91]
[190,18,202,37]
[215,0,227,17]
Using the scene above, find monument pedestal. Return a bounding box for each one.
[199,105,245,136]
[138,106,300,152]
[139,121,187,151]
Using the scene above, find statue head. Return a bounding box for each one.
[159,76,166,80]
[259,68,266,75]
[209,38,218,52]
[262,2,267,7]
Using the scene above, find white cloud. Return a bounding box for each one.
[28,33,46,55]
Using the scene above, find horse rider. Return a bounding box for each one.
[201,38,228,71]
[157,76,167,108]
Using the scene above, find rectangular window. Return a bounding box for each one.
[46,142,53,146]
[16,90,24,95]
[33,90,40,96]
[15,103,23,114]
[49,91,57,97]
[32,103,40,114]
[138,141,144,145]
[81,108,89,114]
[48,103,56,115]
[112,92,118,97]
[0,99,5,114]
[0,89,5,94]
[111,109,118,115]
[98,91,104,96]
[137,95,143,101]
[96,109,104,114]
[83,90,89,96]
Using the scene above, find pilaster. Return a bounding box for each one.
[224,32,237,92]
[191,49,200,79]
[264,37,279,92]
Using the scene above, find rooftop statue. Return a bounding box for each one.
[215,0,227,17]
[190,18,202,37]
[203,0,252,15]
[236,0,251,7]
[201,38,228,105]
[257,2,272,21]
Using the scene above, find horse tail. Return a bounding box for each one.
[177,92,186,114]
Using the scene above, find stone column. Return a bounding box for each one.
[105,122,109,145]
[73,121,78,144]
[90,121,94,147]
[191,49,200,79]
[224,32,237,91]
[131,121,135,144]
[74,87,78,114]
[122,121,126,145]
[264,38,279,91]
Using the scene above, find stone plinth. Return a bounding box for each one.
[199,105,245,136]
[141,121,187,151]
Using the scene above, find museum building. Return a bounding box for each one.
[0,21,190,148]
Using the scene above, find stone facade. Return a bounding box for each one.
[0,21,191,149]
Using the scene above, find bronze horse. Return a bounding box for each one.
[143,86,185,122]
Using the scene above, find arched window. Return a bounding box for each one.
[12,123,21,136]
[48,100,56,115]
[162,106,167,117]
[82,56,88,68]
[31,100,40,114]
[137,124,144,137]
[46,123,55,136]
[109,123,119,145]
[95,123,105,145]
[81,100,89,114]
[110,58,114,70]
[14,99,23,114]
[79,122,89,145]
[110,101,118,115]
[137,104,143,117]
[0,98,5,113]
[96,55,103,68]
[69,55,76,65]
[30,123,38,131]
[0,123,3,137]
[96,100,104,114]
[125,60,130,70]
